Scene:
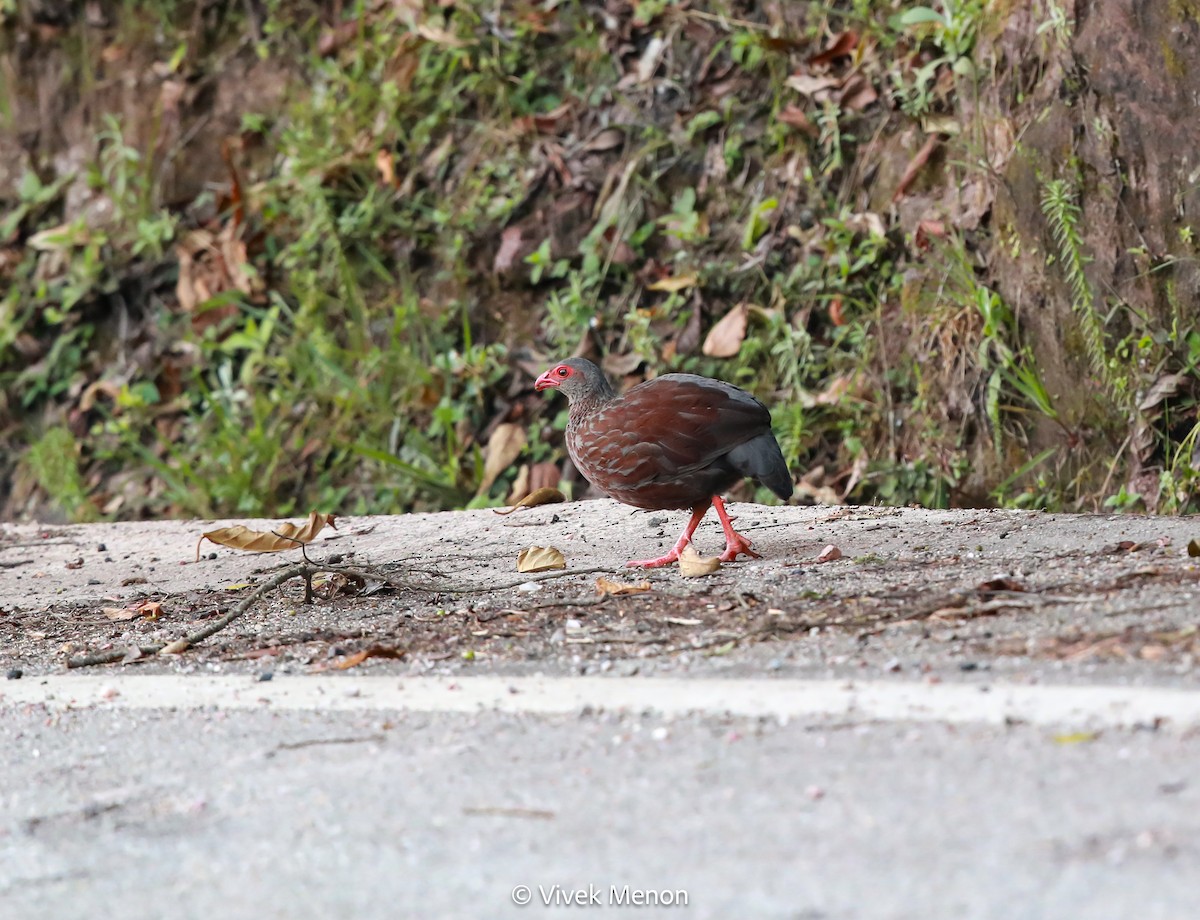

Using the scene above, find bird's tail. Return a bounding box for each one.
[728,433,793,501]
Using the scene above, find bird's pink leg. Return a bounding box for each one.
[626,504,710,568]
[712,495,761,562]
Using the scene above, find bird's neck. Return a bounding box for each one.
[567,386,616,426]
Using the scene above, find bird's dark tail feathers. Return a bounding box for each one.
[728,433,792,501]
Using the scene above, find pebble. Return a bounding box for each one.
[517,582,542,593]
[6,668,22,680]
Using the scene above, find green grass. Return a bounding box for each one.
[1,0,1186,521]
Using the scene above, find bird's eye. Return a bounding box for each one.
[557,366,569,377]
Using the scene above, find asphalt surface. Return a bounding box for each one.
[3,504,1200,918]
[2,699,1195,920]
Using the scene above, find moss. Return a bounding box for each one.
[1162,38,1187,79]
[1169,0,1200,26]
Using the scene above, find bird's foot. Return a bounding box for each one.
[625,551,682,569]
[718,531,761,562]
[626,533,693,568]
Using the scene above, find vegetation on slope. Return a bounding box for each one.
[0,0,1194,522]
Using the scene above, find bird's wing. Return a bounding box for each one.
[589,375,771,482]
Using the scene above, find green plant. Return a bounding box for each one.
[23,427,95,521]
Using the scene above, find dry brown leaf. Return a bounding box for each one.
[102,599,163,622]
[493,226,524,274]
[815,544,843,563]
[325,645,406,671]
[602,351,644,377]
[892,133,942,203]
[375,149,397,188]
[196,511,337,560]
[494,487,566,515]
[808,29,858,67]
[415,23,466,47]
[517,546,566,573]
[785,73,842,97]
[646,274,697,293]
[596,576,652,597]
[478,423,526,495]
[702,303,749,358]
[838,74,878,111]
[679,544,721,577]
[777,103,818,137]
[583,128,625,152]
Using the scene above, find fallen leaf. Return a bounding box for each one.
[493,226,524,274]
[635,35,665,82]
[602,351,644,377]
[839,74,878,112]
[478,423,526,496]
[1139,373,1190,412]
[679,544,721,577]
[101,599,163,622]
[646,274,697,293]
[808,29,858,67]
[415,22,466,47]
[493,487,566,515]
[596,576,652,596]
[583,127,625,152]
[828,297,846,327]
[777,103,818,136]
[160,639,190,655]
[517,546,566,573]
[892,133,941,203]
[1189,539,1200,558]
[325,645,406,671]
[197,511,338,560]
[375,149,396,188]
[785,73,842,97]
[815,544,843,563]
[914,219,946,251]
[702,303,749,358]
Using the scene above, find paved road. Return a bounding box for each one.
[2,674,1198,920]
[4,506,1200,918]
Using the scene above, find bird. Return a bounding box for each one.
[534,357,792,567]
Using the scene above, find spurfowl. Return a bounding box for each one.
[534,357,792,567]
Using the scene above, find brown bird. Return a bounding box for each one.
[534,357,792,567]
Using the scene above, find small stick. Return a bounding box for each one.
[64,561,620,668]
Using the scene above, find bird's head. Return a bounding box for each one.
[534,357,613,403]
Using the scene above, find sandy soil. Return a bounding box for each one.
[2,500,1198,684]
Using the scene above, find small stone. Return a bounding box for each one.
[651,726,669,741]
[517,582,542,593]
[883,657,902,673]
[959,662,979,672]
[96,543,107,552]
[6,668,23,680]
[256,672,274,682]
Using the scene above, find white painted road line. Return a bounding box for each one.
[3,675,1200,730]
